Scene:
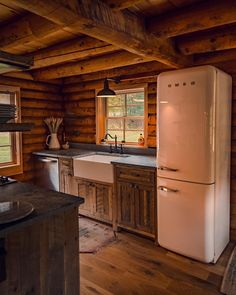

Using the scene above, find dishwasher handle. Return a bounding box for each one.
[38,158,58,163]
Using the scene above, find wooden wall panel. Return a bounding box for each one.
[63,75,157,147]
[0,76,63,182]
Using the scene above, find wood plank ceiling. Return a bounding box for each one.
[0,0,235,80]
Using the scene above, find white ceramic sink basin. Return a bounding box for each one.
[73,153,128,183]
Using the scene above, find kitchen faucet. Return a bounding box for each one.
[102,133,123,153]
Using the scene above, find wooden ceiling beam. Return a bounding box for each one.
[147,0,236,38]
[32,51,153,80]
[177,25,236,55]
[104,0,145,10]
[8,0,190,68]
[63,61,170,84]
[32,36,118,69]
[194,48,236,65]
[0,13,77,51]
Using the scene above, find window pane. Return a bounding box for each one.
[107,106,125,117]
[106,130,124,142]
[107,118,123,130]
[127,92,144,105]
[125,118,144,130]
[0,93,11,104]
[0,132,11,145]
[125,131,143,143]
[0,146,12,163]
[127,105,144,116]
[107,94,125,107]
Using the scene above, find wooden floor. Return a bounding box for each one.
[80,228,234,295]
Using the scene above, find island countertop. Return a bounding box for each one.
[0,181,84,237]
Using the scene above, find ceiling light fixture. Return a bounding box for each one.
[97,77,120,98]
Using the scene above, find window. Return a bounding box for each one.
[97,87,147,146]
[0,86,22,176]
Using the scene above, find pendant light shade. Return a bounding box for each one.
[97,78,116,97]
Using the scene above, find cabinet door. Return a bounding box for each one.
[117,181,135,228]
[77,179,95,216]
[94,183,113,222]
[135,184,155,234]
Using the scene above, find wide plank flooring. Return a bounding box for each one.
[80,225,234,295]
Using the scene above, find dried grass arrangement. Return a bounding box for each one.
[44,117,63,133]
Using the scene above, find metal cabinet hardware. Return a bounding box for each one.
[158,166,178,172]
[158,186,178,193]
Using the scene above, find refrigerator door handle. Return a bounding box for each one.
[158,186,178,193]
[158,166,178,172]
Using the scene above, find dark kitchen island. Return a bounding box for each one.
[0,181,84,295]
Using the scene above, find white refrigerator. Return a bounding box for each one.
[157,65,232,263]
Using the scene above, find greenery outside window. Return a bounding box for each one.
[0,86,22,176]
[96,86,147,146]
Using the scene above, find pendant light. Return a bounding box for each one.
[97,77,120,98]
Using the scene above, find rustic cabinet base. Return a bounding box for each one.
[0,208,80,295]
[114,164,157,240]
[76,178,113,223]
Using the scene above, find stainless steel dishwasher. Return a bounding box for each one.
[34,156,59,191]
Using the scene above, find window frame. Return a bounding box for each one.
[96,84,148,148]
[0,85,23,176]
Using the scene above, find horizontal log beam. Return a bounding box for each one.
[0,13,77,51]
[63,61,169,84]
[104,0,144,10]
[32,51,152,80]
[9,0,190,68]
[32,36,118,69]
[147,0,236,38]
[177,25,236,55]
[194,48,236,65]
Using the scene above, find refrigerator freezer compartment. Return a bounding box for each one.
[157,177,215,263]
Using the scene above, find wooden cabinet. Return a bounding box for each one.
[59,158,78,195]
[117,181,135,228]
[115,165,156,239]
[76,178,113,223]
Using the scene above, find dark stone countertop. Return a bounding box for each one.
[32,148,91,158]
[111,155,156,168]
[0,182,84,237]
[33,149,157,168]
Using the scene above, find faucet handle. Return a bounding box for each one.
[109,143,113,153]
[119,144,124,154]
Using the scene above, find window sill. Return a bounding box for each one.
[0,164,23,177]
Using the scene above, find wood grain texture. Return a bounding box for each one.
[148,0,236,38]
[0,207,80,295]
[221,245,236,295]
[0,74,63,182]
[62,63,158,147]
[8,0,190,68]
[80,224,234,295]
[32,51,151,80]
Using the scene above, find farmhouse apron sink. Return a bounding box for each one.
[73,153,129,183]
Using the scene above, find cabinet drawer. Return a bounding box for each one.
[116,166,155,184]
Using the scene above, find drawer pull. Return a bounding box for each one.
[158,186,178,193]
[158,166,178,172]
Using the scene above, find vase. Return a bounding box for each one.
[46,133,60,150]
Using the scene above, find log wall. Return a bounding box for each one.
[63,74,157,147]
[0,75,63,182]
